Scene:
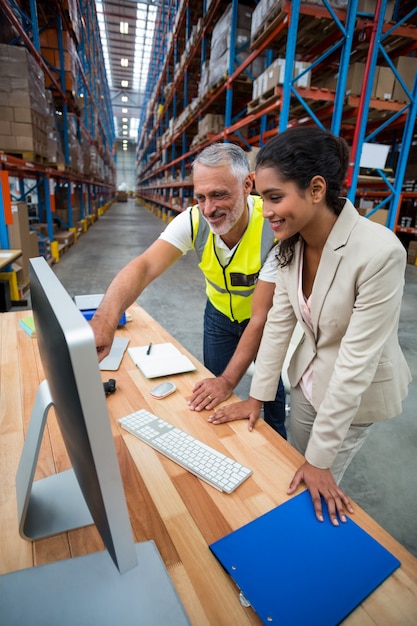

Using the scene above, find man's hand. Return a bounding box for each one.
[89,315,116,362]
[188,375,233,411]
[288,461,354,526]
[208,397,262,431]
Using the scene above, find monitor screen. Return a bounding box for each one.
[17,257,137,574]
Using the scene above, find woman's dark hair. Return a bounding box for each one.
[256,126,349,267]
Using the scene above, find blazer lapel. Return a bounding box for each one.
[310,200,359,334]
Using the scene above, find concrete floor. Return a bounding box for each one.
[52,199,417,559]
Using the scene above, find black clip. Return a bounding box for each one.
[103,379,116,396]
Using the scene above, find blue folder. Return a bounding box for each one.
[210,490,400,625]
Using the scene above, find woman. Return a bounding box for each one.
[209,127,411,526]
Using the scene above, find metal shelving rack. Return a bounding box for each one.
[0,0,116,276]
[136,0,417,237]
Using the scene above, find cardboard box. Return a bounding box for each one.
[29,231,39,258]
[246,147,261,171]
[392,56,417,102]
[13,107,33,123]
[294,61,311,89]
[374,66,395,99]
[198,113,225,136]
[0,106,13,121]
[7,202,32,284]
[357,0,395,21]
[346,62,379,96]
[346,63,366,95]
[253,58,311,99]
[0,120,11,135]
[251,0,280,40]
[252,58,286,99]
[54,230,75,247]
[366,208,388,226]
[0,135,17,150]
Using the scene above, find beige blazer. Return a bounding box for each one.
[250,199,412,468]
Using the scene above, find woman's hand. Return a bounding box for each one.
[288,461,354,526]
[188,375,233,412]
[208,397,263,431]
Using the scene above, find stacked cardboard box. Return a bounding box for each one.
[117,191,128,202]
[198,114,225,136]
[246,147,261,172]
[7,201,39,288]
[320,62,395,99]
[208,4,258,90]
[251,0,282,42]
[392,56,417,102]
[407,241,417,265]
[252,58,311,100]
[55,113,84,173]
[39,28,80,107]
[357,0,395,21]
[0,44,49,158]
[55,185,81,225]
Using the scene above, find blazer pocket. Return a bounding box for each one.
[372,361,393,382]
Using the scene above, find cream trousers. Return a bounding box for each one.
[289,385,372,483]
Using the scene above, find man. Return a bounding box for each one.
[90,143,286,436]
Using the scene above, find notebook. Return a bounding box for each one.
[210,490,400,626]
[100,337,130,371]
[128,342,196,378]
[74,293,104,310]
[74,294,127,325]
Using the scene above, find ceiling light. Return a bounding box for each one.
[122,117,128,122]
[132,4,157,92]
[121,58,129,67]
[121,80,129,88]
[95,0,112,88]
[122,108,128,113]
[130,117,139,139]
[122,124,128,129]
[123,130,128,135]
[121,95,128,102]
[120,21,129,34]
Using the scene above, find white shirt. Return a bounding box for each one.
[159,197,278,283]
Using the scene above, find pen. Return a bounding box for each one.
[146,342,152,355]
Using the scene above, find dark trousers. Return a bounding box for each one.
[203,300,287,438]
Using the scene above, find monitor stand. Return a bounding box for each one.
[0,540,191,626]
[16,380,94,540]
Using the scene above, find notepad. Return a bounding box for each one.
[128,342,196,378]
[210,490,401,626]
[19,316,36,338]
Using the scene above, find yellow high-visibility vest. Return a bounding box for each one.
[191,196,274,322]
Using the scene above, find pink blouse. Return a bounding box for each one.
[298,245,314,403]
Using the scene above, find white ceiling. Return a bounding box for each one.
[95,0,160,144]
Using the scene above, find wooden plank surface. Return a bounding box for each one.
[1,305,417,625]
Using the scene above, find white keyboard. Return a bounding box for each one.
[118,409,252,493]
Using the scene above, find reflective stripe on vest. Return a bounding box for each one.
[190,196,275,322]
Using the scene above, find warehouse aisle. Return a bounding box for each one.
[52,199,417,558]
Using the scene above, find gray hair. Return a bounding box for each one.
[192,142,250,183]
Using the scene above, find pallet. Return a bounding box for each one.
[247,88,279,114]
[5,150,48,165]
[250,8,287,50]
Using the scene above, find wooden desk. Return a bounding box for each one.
[1,304,417,625]
[0,249,22,271]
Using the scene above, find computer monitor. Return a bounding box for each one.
[16,256,137,573]
[2,257,191,626]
